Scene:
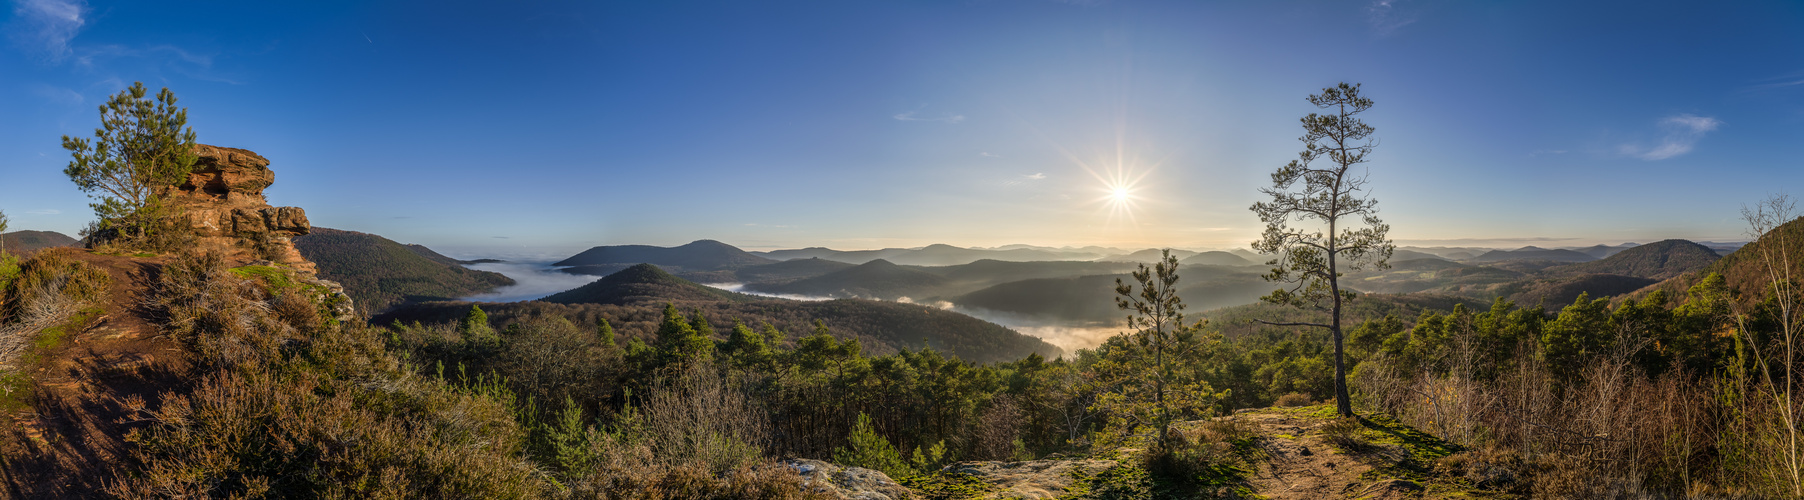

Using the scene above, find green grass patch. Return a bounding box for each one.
[231,265,300,291]
[901,471,998,500]
[1351,412,1464,482]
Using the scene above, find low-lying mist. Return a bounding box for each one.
[464,264,1125,353]
[898,297,1124,353]
[459,262,602,302]
[702,283,834,301]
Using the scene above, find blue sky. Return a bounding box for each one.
[2,0,1802,256]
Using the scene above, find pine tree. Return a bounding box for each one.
[62,82,199,243]
[1100,249,1215,446]
[655,303,713,364]
[596,318,617,348]
[460,305,494,340]
[1250,82,1394,418]
[723,320,771,368]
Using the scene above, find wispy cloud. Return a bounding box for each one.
[1618,114,1722,161]
[25,209,60,215]
[6,0,87,60]
[979,152,1000,158]
[893,110,965,124]
[1745,71,1804,92]
[1001,173,1049,188]
[73,44,241,84]
[1367,0,1418,37]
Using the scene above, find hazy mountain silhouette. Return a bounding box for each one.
[542,263,755,305]
[1179,251,1256,267]
[555,240,776,271]
[753,259,950,300]
[1467,246,1597,263]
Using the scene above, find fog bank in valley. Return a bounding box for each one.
[459,262,603,302]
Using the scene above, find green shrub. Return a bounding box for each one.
[834,412,913,478]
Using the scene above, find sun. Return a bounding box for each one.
[1110,186,1132,204]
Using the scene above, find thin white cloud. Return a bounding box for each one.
[1619,114,1722,161]
[25,209,59,215]
[893,110,965,124]
[1367,0,1418,37]
[1025,173,1046,180]
[1745,71,1804,92]
[6,0,86,60]
[979,152,1000,158]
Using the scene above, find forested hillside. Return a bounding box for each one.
[1545,238,1718,279]
[0,231,78,255]
[293,227,515,311]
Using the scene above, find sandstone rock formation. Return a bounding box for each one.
[162,145,315,273]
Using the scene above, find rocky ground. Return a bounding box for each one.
[807,404,1505,500]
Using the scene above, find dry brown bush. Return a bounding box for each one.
[1274,392,1311,407]
[0,249,109,365]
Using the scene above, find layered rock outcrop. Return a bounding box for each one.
[162,144,315,273]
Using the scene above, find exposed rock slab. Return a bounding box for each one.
[783,459,912,500]
[947,459,1120,499]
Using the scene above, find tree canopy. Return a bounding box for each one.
[61,82,198,245]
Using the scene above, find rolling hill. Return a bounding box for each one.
[1467,246,1597,263]
[757,244,1102,266]
[1638,217,1804,308]
[728,257,858,284]
[293,228,516,312]
[542,264,755,305]
[0,230,78,255]
[952,266,1279,324]
[1180,251,1256,267]
[555,240,775,271]
[1389,249,1449,262]
[1545,239,1718,280]
[1098,248,1200,263]
[1572,243,1639,259]
[752,259,950,300]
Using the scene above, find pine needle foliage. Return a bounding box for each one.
[1251,82,1395,417]
[61,82,199,247]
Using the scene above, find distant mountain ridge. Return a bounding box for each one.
[0,230,78,255]
[1098,248,1200,263]
[1467,246,1597,263]
[757,244,1106,266]
[555,240,776,271]
[754,259,950,300]
[543,263,754,305]
[1179,251,1256,267]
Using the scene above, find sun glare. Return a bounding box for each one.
[1111,186,1131,203]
